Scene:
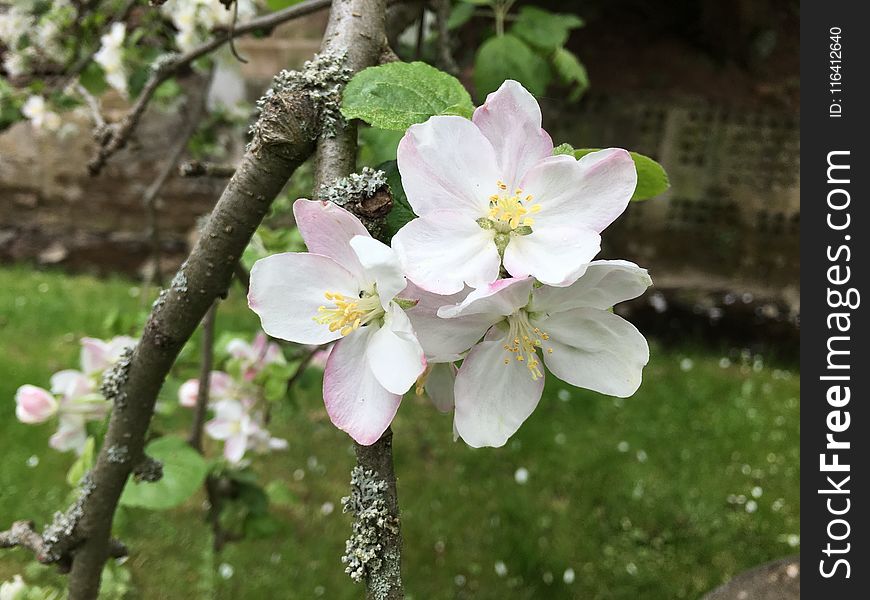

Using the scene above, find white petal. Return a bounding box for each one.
[204,418,238,441]
[248,252,358,344]
[530,260,652,314]
[365,305,426,395]
[49,415,88,454]
[453,337,545,448]
[392,211,500,294]
[437,277,534,319]
[520,150,637,234]
[502,226,600,287]
[397,115,500,216]
[403,282,495,362]
[539,308,649,397]
[178,379,199,408]
[323,327,402,445]
[349,235,406,307]
[293,199,369,280]
[472,80,553,188]
[223,434,248,464]
[80,337,110,374]
[50,369,94,399]
[424,362,456,413]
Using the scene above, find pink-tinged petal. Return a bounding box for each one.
[503,226,600,287]
[530,260,652,314]
[204,418,238,441]
[50,370,95,400]
[323,328,402,445]
[349,235,406,307]
[438,277,534,320]
[453,337,545,448]
[80,337,110,374]
[365,305,426,395]
[538,307,649,398]
[209,371,235,401]
[223,434,248,464]
[392,212,500,294]
[226,338,252,360]
[293,199,370,280]
[520,150,637,234]
[309,343,334,369]
[403,282,495,362]
[107,336,135,361]
[397,116,500,217]
[49,415,88,454]
[472,80,553,188]
[15,385,58,423]
[178,379,199,408]
[249,252,358,345]
[424,362,456,413]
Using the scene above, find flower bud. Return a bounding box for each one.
[14,385,58,424]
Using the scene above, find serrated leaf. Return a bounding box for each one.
[512,6,584,51]
[119,436,207,510]
[474,34,551,98]
[573,148,670,201]
[341,62,474,131]
[552,47,589,101]
[380,160,417,239]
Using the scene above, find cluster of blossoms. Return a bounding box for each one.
[93,22,128,97]
[178,333,288,464]
[14,336,135,454]
[0,0,75,78]
[160,0,256,52]
[249,81,653,448]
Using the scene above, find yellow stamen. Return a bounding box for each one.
[501,310,551,380]
[487,181,540,232]
[312,290,383,336]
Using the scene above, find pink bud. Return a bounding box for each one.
[178,379,199,408]
[15,385,58,424]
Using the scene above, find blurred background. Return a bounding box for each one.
[1,1,799,598]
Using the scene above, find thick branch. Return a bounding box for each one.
[65,84,321,600]
[87,0,331,174]
[311,2,403,598]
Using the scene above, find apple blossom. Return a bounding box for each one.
[0,574,26,600]
[14,385,58,424]
[393,80,638,294]
[418,261,652,447]
[204,399,286,464]
[80,335,136,375]
[178,371,235,408]
[21,96,62,132]
[248,199,426,445]
[226,333,285,380]
[93,22,128,96]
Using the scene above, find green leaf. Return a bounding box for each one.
[380,160,416,239]
[552,142,575,156]
[447,2,475,29]
[265,480,297,507]
[573,148,670,201]
[266,0,303,9]
[474,34,551,98]
[119,436,207,510]
[67,437,96,487]
[511,6,584,51]
[552,47,589,101]
[341,62,474,131]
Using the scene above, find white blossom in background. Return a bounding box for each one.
[161,0,257,52]
[21,96,63,132]
[0,574,26,600]
[203,398,287,464]
[94,22,128,96]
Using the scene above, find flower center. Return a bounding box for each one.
[488,180,541,233]
[502,310,553,381]
[313,290,383,336]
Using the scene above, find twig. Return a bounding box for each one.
[188,302,217,452]
[285,345,323,395]
[88,0,332,175]
[179,160,237,178]
[432,0,458,74]
[142,71,213,288]
[0,520,127,572]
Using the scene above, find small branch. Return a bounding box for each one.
[179,160,237,179]
[188,302,217,452]
[88,0,332,175]
[432,0,458,74]
[142,71,213,288]
[0,520,127,572]
[233,261,250,293]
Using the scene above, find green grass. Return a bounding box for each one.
[0,265,800,599]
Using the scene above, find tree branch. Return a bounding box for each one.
[0,520,127,573]
[311,2,404,598]
[87,0,332,175]
[179,160,237,179]
[188,302,217,452]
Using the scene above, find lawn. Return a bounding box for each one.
[0,265,800,599]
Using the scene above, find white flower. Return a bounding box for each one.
[393,80,637,294]
[94,22,127,95]
[204,399,286,464]
[410,261,652,447]
[21,96,63,132]
[248,199,426,445]
[0,574,26,600]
